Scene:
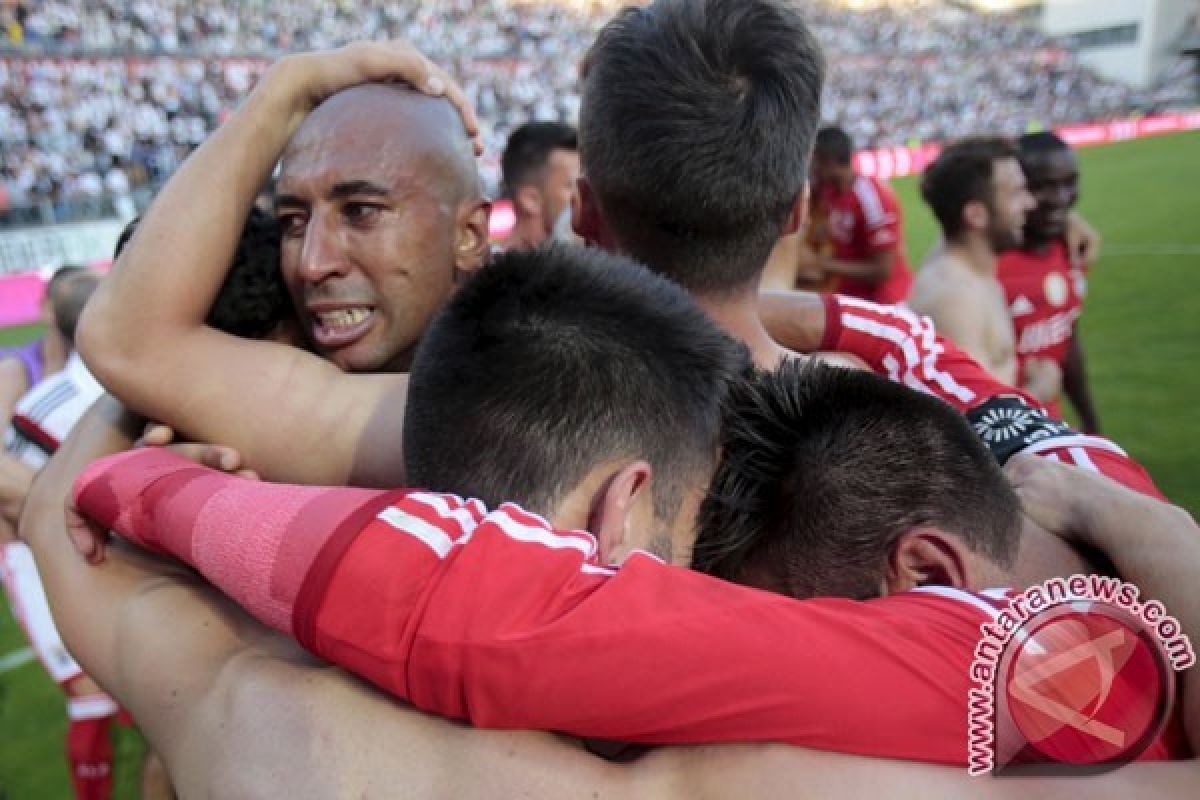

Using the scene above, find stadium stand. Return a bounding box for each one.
[0,0,1193,223]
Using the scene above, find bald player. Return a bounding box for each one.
[76,44,488,488]
[23,21,1195,791]
[910,137,1058,401]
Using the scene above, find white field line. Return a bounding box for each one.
[0,646,34,675]
[1103,244,1200,256]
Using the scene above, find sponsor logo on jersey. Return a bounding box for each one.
[1010,295,1035,317]
[1017,309,1081,355]
[1044,272,1069,308]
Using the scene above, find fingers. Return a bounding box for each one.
[65,506,108,565]
[163,442,247,473]
[293,41,484,155]
[138,423,176,448]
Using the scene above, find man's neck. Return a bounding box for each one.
[40,331,69,375]
[943,234,997,278]
[504,216,547,251]
[1020,231,1055,256]
[693,288,787,371]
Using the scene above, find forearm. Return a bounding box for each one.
[0,357,30,427]
[756,290,828,352]
[1072,476,1200,746]
[73,448,399,635]
[0,454,35,523]
[1020,360,1062,405]
[1062,333,1100,432]
[820,253,897,287]
[17,393,142,685]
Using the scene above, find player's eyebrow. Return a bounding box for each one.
[327,181,392,201]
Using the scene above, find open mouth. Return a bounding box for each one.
[310,307,375,350]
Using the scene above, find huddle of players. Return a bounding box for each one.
[746,115,1101,432]
[7,0,1199,797]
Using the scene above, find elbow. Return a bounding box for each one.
[75,290,144,396]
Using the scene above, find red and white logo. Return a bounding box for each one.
[967,576,1193,776]
[997,603,1171,772]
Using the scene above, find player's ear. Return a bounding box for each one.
[514,185,542,218]
[782,183,810,236]
[572,176,611,249]
[884,527,971,595]
[454,198,492,278]
[587,460,652,564]
[962,200,989,233]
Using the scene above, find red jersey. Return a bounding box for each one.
[76,448,1029,766]
[996,240,1086,414]
[820,294,1163,500]
[818,175,913,304]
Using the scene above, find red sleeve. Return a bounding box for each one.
[823,294,1012,411]
[308,498,995,765]
[822,296,1167,498]
[855,177,901,254]
[73,448,411,633]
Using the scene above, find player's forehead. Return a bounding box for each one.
[1021,149,1078,183]
[993,157,1026,190]
[277,87,457,199]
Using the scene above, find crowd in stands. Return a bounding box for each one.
[0,0,1194,220]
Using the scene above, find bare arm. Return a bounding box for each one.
[1066,210,1101,270]
[820,248,894,284]
[0,356,31,429]
[1020,356,1062,405]
[757,289,828,353]
[75,44,451,487]
[0,452,35,525]
[1062,329,1100,433]
[1007,454,1200,749]
[910,278,1016,384]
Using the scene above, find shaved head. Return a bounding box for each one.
[273,82,490,373]
[282,83,480,204]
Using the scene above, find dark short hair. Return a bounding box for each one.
[693,360,1020,600]
[814,126,854,165]
[579,0,825,294]
[404,243,750,520]
[920,136,1018,239]
[502,122,578,196]
[49,270,99,345]
[1017,131,1070,160]
[114,210,287,339]
[204,208,287,339]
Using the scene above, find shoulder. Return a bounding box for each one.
[851,175,898,225]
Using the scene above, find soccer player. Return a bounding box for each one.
[69,249,1189,765]
[76,46,488,487]
[0,266,84,433]
[909,137,1062,402]
[25,20,1190,796]
[25,411,1199,798]
[0,270,123,800]
[499,121,580,250]
[996,132,1100,429]
[803,125,914,303]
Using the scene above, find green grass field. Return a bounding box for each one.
[0,131,1197,798]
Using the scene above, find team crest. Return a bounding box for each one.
[1044,272,1069,307]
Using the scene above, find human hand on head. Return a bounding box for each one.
[269,41,483,154]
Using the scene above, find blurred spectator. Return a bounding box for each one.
[0,0,1187,220]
